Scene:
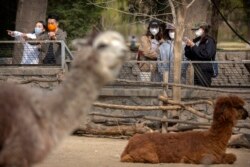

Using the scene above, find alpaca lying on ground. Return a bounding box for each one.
[0,31,127,167]
[121,96,249,164]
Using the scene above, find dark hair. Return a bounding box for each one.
[36,21,46,29]
[146,19,162,41]
[47,14,59,22]
[162,29,170,40]
[161,23,175,40]
[149,19,160,28]
[201,24,211,34]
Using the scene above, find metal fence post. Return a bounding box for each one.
[61,41,66,70]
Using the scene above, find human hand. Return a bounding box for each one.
[7,30,14,36]
[48,32,56,40]
[21,33,28,40]
[184,37,195,47]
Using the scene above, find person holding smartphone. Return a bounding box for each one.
[184,22,216,87]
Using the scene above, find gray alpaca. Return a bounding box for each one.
[0,31,127,167]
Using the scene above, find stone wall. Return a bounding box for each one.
[0,66,62,91]
[0,51,249,130]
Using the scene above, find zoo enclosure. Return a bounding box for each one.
[0,40,249,135]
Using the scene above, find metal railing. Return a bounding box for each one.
[1,40,249,88]
[0,40,73,70]
[117,60,250,88]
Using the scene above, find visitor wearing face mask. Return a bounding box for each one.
[7,21,46,64]
[157,23,175,82]
[37,14,67,64]
[137,19,163,81]
[156,23,188,83]
[184,22,216,87]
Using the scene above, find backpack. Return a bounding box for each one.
[211,61,219,78]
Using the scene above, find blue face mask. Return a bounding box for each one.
[34,27,43,35]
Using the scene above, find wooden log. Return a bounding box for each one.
[89,112,250,129]
[93,102,181,111]
[76,122,153,136]
[182,100,214,106]
[115,79,250,94]
[89,112,210,126]
[91,118,133,126]
[89,112,144,119]
[158,96,212,120]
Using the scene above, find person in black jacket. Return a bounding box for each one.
[184,23,216,87]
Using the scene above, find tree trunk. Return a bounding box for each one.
[173,1,187,102]
[210,0,221,42]
[15,0,48,32]
[243,0,250,42]
[13,0,48,64]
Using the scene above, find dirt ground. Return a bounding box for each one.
[36,136,250,167]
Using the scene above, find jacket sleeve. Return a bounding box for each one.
[26,33,37,39]
[139,36,157,59]
[191,38,216,60]
[56,31,67,41]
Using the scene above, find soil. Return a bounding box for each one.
[36,136,250,167]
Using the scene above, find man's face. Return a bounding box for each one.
[47,18,59,32]
[48,19,58,27]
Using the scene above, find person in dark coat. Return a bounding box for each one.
[184,22,216,87]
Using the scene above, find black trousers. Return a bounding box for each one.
[193,64,213,87]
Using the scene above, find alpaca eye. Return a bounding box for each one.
[97,43,108,49]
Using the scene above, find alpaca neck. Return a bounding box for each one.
[209,120,235,148]
[43,54,106,141]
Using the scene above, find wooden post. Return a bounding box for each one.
[188,63,194,85]
[172,3,187,117]
[162,71,169,133]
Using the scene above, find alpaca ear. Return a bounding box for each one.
[215,96,233,111]
[214,96,234,121]
[228,96,245,108]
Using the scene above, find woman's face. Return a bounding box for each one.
[34,22,45,35]
[149,26,159,36]
[35,22,45,31]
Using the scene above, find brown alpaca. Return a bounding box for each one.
[0,31,127,167]
[121,96,249,164]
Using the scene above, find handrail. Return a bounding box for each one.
[0,40,74,70]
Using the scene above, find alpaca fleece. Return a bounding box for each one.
[0,31,127,167]
[121,96,248,164]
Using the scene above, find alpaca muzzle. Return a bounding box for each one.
[239,107,249,120]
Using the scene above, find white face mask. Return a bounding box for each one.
[150,28,159,36]
[195,28,204,37]
[169,32,175,39]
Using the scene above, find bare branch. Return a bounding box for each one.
[87,0,171,22]
[168,0,176,24]
[187,0,196,9]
